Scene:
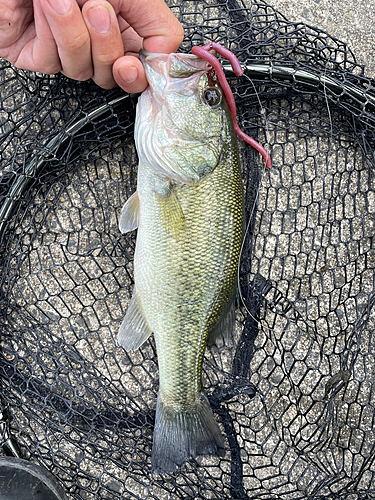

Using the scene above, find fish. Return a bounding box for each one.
[118,49,245,473]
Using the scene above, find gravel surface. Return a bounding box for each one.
[266,0,375,78]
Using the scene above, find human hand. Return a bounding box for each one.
[0,0,184,91]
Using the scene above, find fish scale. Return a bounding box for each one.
[138,151,243,455]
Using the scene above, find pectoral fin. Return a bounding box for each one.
[208,296,237,347]
[119,191,140,233]
[156,190,186,236]
[118,290,152,351]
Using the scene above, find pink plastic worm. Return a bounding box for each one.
[191,42,272,169]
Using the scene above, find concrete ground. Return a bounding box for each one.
[265,0,375,78]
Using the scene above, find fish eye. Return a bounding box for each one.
[202,87,222,109]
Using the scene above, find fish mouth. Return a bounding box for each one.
[139,48,162,64]
[139,49,212,78]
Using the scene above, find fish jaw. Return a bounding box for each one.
[139,49,212,93]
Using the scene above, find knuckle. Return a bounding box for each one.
[41,63,62,75]
[70,70,93,82]
[59,31,93,80]
[175,22,185,41]
[94,50,122,66]
[33,56,62,75]
[77,69,94,81]
[93,54,113,66]
[170,25,185,48]
[93,79,116,90]
[62,66,93,81]
[61,31,90,53]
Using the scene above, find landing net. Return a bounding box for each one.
[0,1,374,498]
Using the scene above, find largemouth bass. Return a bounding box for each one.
[118,49,245,473]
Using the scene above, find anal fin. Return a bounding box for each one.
[119,190,140,234]
[208,296,237,347]
[118,290,152,351]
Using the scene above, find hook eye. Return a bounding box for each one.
[202,86,222,109]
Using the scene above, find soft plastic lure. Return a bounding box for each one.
[192,42,272,169]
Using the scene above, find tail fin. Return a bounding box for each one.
[151,392,225,473]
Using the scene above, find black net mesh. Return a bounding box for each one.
[1,0,375,498]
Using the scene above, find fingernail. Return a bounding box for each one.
[48,0,71,15]
[86,5,111,34]
[119,66,138,84]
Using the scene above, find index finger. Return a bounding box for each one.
[109,0,184,94]
[77,0,184,53]
[117,0,184,52]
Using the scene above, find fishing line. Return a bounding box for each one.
[191,43,278,336]
[322,61,334,151]
[194,46,276,333]
[235,72,276,329]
